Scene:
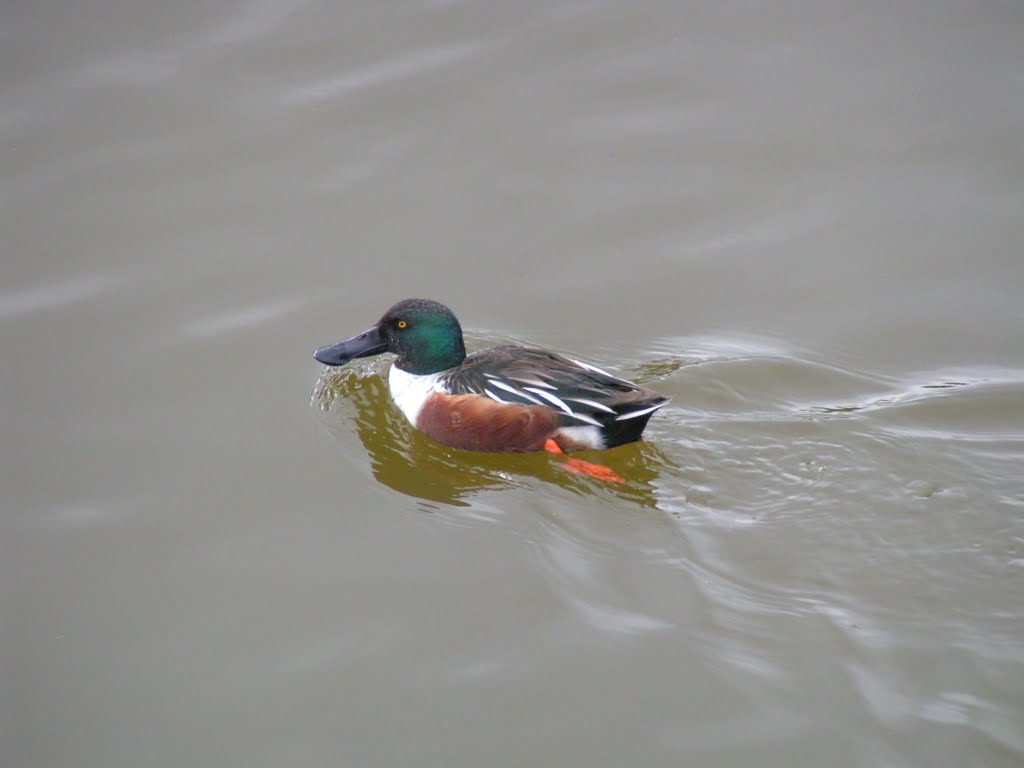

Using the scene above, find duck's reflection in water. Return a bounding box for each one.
[312,367,675,509]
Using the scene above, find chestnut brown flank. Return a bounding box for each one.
[416,392,562,452]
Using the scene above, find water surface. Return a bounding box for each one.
[3,2,1023,767]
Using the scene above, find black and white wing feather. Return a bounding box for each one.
[439,347,668,445]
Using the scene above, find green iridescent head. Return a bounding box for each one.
[314,298,467,375]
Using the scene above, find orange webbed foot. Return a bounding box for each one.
[544,439,624,483]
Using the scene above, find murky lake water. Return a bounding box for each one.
[4,2,1023,766]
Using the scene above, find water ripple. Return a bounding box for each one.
[0,276,122,320]
[285,42,486,106]
[182,298,307,338]
[208,0,309,47]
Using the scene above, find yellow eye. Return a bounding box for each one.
[397,320,408,329]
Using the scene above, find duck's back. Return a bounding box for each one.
[440,346,668,448]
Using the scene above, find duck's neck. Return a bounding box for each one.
[395,337,466,375]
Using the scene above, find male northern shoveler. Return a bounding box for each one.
[313,299,669,481]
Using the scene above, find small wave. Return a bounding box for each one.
[285,42,486,107]
[182,298,307,338]
[0,276,122,320]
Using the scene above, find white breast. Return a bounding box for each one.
[388,365,445,426]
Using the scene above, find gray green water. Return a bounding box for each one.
[3,3,1023,766]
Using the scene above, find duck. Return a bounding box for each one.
[314,299,669,481]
